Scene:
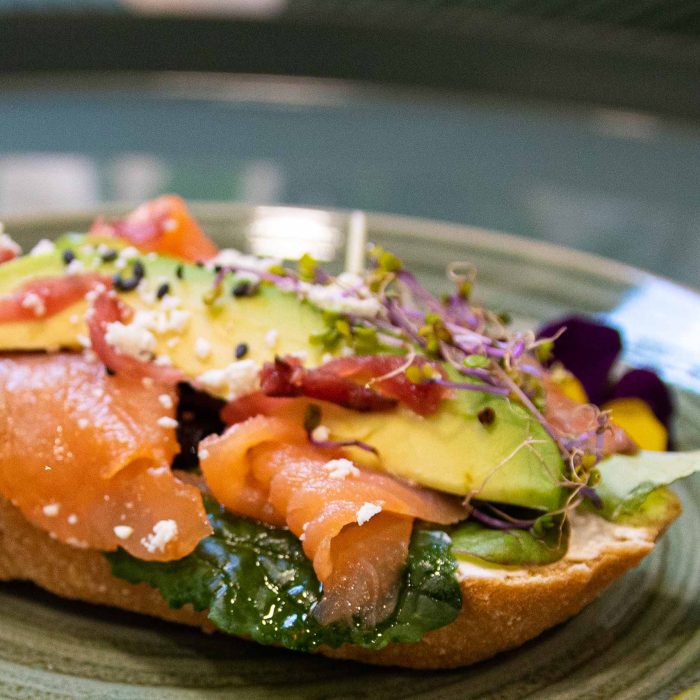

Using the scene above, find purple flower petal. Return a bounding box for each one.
[537,315,622,405]
[610,368,674,429]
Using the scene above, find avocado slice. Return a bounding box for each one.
[0,233,564,510]
[0,234,328,371]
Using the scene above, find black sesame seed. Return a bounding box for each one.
[214,265,223,274]
[105,366,116,376]
[62,249,75,265]
[156,282,170,300]
[100,248,118,263]
[478,407,496,426]
[235,342,248,359]
[175,264,184,280]
[113,259,146,292]
[232,281,252,297]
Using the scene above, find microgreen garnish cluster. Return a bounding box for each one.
[203,245,610,521]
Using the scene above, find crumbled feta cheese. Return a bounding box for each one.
[30,239,55,256]
[119,246,140,261]
[113,525,134,540]
[195,337,212,359]
[265,328,279,347]
[20,292,46,317]
[42,503,60,517]
[356,502,382,526]
[158,393,174,409]
[208,248,280,274]
[104,320,156,361]
[66,258,85,274]
[321,352,334,364]
[311,425,330,442]
[0,232,21,257]
[69,314,80,325]
[77,418,89,429]
[323,458,359,480]
[142,377,154,388]
[289,349,308,361]
[196,360,260,401]
[66,537,89,549]
[199,448,209,460]
[76,334,91,349]
[141,519,178,553]
[154,354,172,366]
[301,278,382,318]
[156,416,178,428]
[67,514,78,525]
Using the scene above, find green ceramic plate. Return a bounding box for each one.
[1,204,698,699]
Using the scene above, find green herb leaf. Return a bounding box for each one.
[450,517,569,566]
[106,498,461,652]
[596,449,700,520]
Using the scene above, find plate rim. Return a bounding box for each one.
[3,201,698,297]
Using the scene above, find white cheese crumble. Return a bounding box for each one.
[311,425,330,442]
[141,519,178,553]
[199,448,209,460]
[77,417,89,429]
[323,458,360,480]
[104,320,156,361]
[208,248,280,275]
[30,239,55,256]
[20,292,46,317]
[158,393,174,409]
[156,416,178,428]
[300,272,382,319]
[67,514,78,525]
[356,502,382,526]
[69,314,80,325]
[0,232,21,257]
[196,360,260,401]
[113,525,134,540]
[42,503,60,517]
[195,337,212,359]
[265,328,279,347]
[66,258,85,274]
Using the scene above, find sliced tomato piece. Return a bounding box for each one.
[91,195,218,262]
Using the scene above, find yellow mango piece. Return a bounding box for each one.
[603,397,668,452]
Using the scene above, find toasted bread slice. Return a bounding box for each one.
[0,495,680,669]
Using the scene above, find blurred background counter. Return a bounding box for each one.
[0,2,698,287]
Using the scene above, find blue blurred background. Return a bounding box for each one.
[0,3,698,287]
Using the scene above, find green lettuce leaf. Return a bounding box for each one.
[596,449,700,520]
[106,498,461,652]
[450,517,569,566]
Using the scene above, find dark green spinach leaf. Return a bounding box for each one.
[106,498,461,652]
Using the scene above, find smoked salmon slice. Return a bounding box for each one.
[90,195,219,263]
[199,415,467,625]
[0,273,109,322]
[0,353,211,561]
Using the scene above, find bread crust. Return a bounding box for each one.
[0,496,680,669]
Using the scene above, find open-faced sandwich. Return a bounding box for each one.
[0,196,696,669]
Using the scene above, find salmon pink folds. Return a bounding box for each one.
[90,195,219,263]
[0,353,211,561]
[87,289,184,384]
[0,273,109,322]
[199,415,467,626]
